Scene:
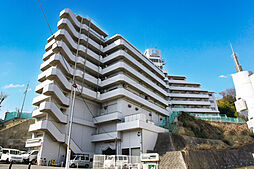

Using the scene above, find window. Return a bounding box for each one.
[135,107,139,111]
[149,113,152,116]
[10,150,19,155]
[31,151,38,155]
[152,50,158,55]
[3,150,9,154]
[122,149,129,155]
[128,104,132,108]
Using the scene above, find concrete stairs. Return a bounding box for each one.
[159,151,187,169]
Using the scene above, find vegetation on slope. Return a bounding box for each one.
[176,112,254,149]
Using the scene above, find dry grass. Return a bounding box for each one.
[176,112,254,150]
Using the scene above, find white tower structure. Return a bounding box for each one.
[144,48,165,69]
[230,45,254,131]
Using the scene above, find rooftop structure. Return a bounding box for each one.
[27,8,219,164]
[144,48,165,69]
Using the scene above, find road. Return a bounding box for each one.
[0,164,87,169]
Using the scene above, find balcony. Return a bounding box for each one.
[117,114,167,133]
[93,111,122,124]
[35,80,53,94]
[57,18,101,52]
[101,74,168,106]
[25,137,43,148]
[100,88,169,116]
[59,8,107,43]
[39,101,67,124]
[168,86,202,91]
[168,93,209,99]
[103,50,166,88]
[102,61,167,96]
[32,94,50,106]
[167,79,200,85]
[172,107,219,113]
[42,83,69,106]
[29,120,65,142]
[171,100,211,106]
[103,38,164,78]
[53,29,100,62]
[91,131,120,142]
[32,109,45,118]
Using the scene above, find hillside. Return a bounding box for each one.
[155,113,254,169]
[0,119,34,150]
[176,112,254,149]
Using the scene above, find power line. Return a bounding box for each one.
[36,0,72,75]
[36,0,53,35]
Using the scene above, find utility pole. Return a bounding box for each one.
[20,83,29,117]
[65,17,84,169]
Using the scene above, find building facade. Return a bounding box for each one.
[145,48,219,116]
[230,46,254,131]
[26,9,219,163]
[232,71,254,131]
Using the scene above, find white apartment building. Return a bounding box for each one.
[26,9,219,163]
[145,48,219,116]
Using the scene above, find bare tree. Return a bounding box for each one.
[0,92,8,107]
[219,88,236,98]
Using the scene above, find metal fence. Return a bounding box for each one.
[93,155,140,169]
[191,113,246,123]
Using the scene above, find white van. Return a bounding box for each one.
[70,154,90,168]
[0,148,23,163]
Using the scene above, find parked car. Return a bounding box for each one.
[0,146,2,159]
[0,148,23,163]
[22,150,39,164]
[70,154,90,168]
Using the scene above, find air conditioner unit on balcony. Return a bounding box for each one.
[96,92,100,99]
[98,66,102,72]
[97,78,101,85]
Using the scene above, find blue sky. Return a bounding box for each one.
[0,0,254,118]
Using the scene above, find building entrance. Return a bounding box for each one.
[102,147,116,155]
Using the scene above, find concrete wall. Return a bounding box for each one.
[0,119,34,151]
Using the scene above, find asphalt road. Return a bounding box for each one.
[0,164,88,169]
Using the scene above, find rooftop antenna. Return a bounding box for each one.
[230,43,243,72]
[20,82,29,117]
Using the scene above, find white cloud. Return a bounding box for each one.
[219,75,227,78]
[3,83,25,89]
